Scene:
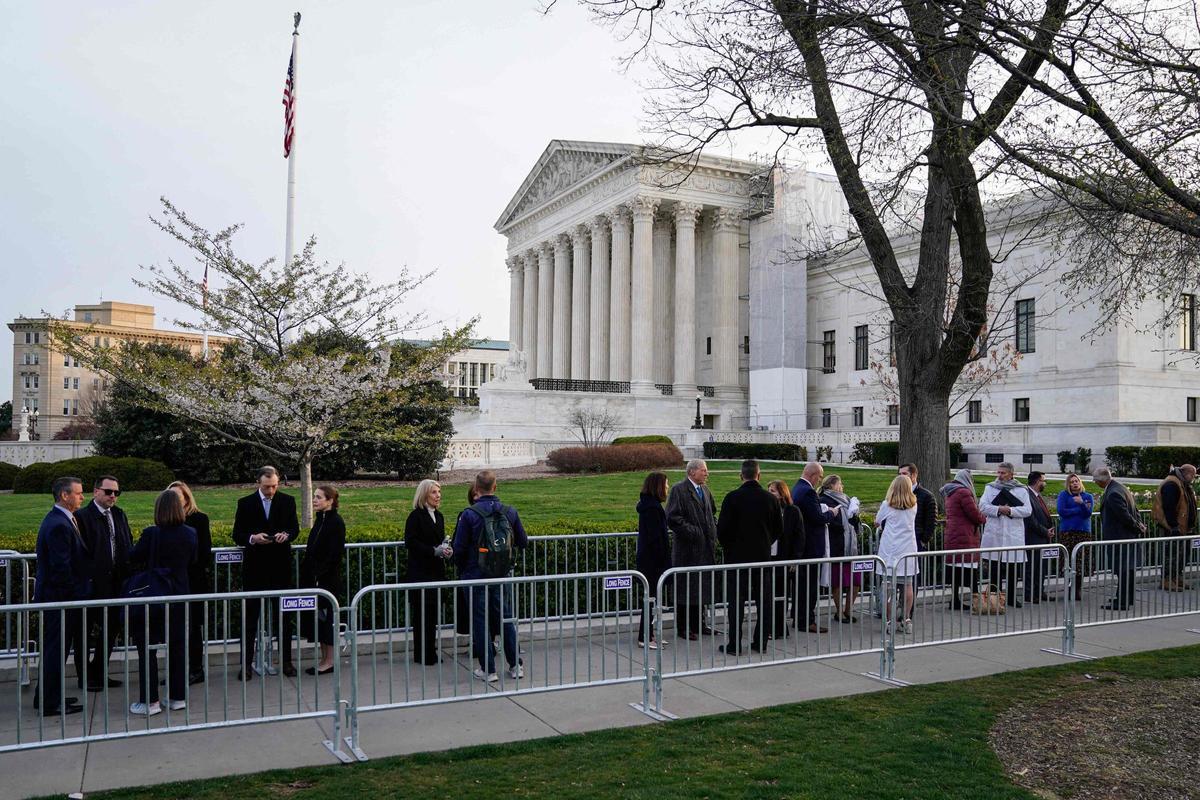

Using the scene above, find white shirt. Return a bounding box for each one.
[259,490,272,519]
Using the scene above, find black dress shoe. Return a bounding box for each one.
[701,625,718,636]
[236,669,253,681]
[42,703,84,717]
[304,665,334,675]
[281,664,297,678]
[32,693,78,710]
[718,644,742,655]
[1101,600,1131,610]
[188,671,205,686]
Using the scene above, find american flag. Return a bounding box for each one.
[202,263,209,310]
[282,37,297,158]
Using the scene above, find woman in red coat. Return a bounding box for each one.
[940,469,985,610]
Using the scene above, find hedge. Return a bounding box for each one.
[701,442,804,461]
[850,441,899,465]
[12,456,176,495]
[547,443,684,473]
[0,462,19,491]
[611,435,674,445]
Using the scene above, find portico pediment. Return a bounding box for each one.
[495,140,636,231]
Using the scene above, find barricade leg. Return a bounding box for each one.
[1040,551,1096,660]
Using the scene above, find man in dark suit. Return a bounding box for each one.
[75,474,133,690]
[1022,471,1054,603]
[232,466,300,678]
[1094,467,1146,610]
[33,476,90,716]
[666,459,719,640]
[717,460,782,654]
[791,462,836,633]
[897,464,937,619]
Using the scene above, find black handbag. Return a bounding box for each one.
[123,530,176,638]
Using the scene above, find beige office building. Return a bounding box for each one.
[8,301,229,439]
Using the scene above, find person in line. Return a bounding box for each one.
[168,481,211,685]
[940,469,985,610]
[1055,473,1094,602]
[453,484,481,639]
[636,471,671,649]
[666,459,719,640]
[231,466,300,680]
[980,463,1031,608]
[1022,471,1054,604]
[300,485,346,674]
[819,475,861,623]
[33,476,90,716]
[75,474,133,691]
[405,479,451,666]
[898,464,936,620]
[875,474,920,633]
[766,479,803,633]
[128,488,197,716]
[1152,463,1197,592]
[791,462,836,633]
[717,460,782,654]
[452,470,528,682]
[1093,467,1146,610]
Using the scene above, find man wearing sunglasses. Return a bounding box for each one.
[75,474,133,691]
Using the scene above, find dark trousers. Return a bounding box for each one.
[725,567,771,652]
[470,584,518,674]
[945,565,972,608]
[133,603,186,704]
[794,563,820,628]
[771,565,792,633]
[36,607,82,713]
[1112,542,1137,606]
[1163,536,1188,583]
[243,596,295,671]
[986,560,1021,605]
[410,587,440,664]
[83,601,125,684]
[678,604,703,637]
[187,599,206,675]
[1024,551,1047,601]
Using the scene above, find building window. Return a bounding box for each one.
[23,375,30,389]
[33,375,38,389]
[854,325,868,371]
[706,337,712,356]
[1188,397,1197,422]
[821,408,831,428]
[1023,453,1044,465]
[63,401,70,416]
[72,399,79,416]
[72,377,79,390]
[985,453,1005,463]
[92,377,100,390]
[64,355,70,367]
[968,400,982,424]
[1015,298,1036,353]
[103,337,110,348]
[34,332,40,343]
[32,353,38,365]
[887,404,900,426]
[852,406,864,427]
[83,311,93,322]
[30,398,38,411]
[743,335,750,354]
[24,332,31,344]
[822,330,836,374]
[63,377,70,390]
[1182,294,1197,351]
[1014,397,1030,422]
[888,321,897,367]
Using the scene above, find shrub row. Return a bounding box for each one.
[701,442,805,461]
[547,443,684,473]
[852,441,964,468]
[0,462,19,491]
[1105,446,1200,478]
[1055,448,1092,473]
[611,435,674,445]
[11,456,176,494]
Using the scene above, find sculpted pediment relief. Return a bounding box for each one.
[497,141,635,229]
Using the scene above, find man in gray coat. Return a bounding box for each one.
[1093,467,1147,610]
[666,459,719,640]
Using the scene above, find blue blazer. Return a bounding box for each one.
[791,479,834,559]
[34,507,91,603]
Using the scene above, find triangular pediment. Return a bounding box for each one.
[495,140,637,231]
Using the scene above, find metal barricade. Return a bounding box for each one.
[0,553,36,685]
[0,588,348,761]
[887,544,1070,676]
[649,555,891,716]
[345,570,651,760]
[1063,534,1200,655]
[516,532,639,577]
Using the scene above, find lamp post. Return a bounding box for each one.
[691,393,703,429]
[28,409,40,441]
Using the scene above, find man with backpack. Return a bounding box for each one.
[452,470,529,683]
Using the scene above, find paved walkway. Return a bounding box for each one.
[1,601,1197,800]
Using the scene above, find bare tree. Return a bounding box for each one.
[565,404,623,448]
[569,0,1199,481]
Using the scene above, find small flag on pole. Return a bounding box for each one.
[201,263,209,310]
[282,36,297,157]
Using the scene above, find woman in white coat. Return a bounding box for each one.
[874,474,919,634]
[979,462,1032,607]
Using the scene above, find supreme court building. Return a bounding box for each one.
[458,139,1200,467]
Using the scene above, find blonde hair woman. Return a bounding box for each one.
[874,474,920,633]
[167,480,212,684]
[405,479,449,665]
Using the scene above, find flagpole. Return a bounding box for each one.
[283,12,300,344]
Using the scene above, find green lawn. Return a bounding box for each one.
[54,643,1200,800]
[0,463,1101,552]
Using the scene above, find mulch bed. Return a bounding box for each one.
[990,674,1200,799]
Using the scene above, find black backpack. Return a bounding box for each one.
[469,502,514,578]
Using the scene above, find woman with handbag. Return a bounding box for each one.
[299,485,346,675]
[405,479,451,665]
[940,469,985,610]
[126,488,197,716]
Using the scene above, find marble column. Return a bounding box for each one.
[608,207,632,383]
[652,211,674,385]
[536,242,554,379]
[507,256,523,354]
[629,195,659,394]
[552,234,572,379]
[588,216,610,381]
[673,202,702,393]
[711,207,742,395]
[521,249,538,377]
[570,226,591,380]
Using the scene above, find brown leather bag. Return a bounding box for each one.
[971,583,1006,615]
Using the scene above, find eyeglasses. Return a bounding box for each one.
[101,488,121,497]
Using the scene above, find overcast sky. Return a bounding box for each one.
[0,0,655,399]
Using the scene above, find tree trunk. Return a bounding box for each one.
[299,456,313,528]
[897,331,952,495]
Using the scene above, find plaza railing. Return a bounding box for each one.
[0,588,348,761]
